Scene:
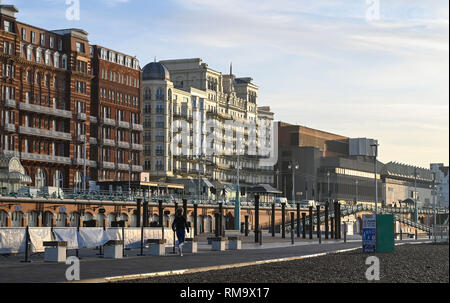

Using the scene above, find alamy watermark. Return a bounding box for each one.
[365,256,380,281]
[65,256,80,281]
[66,0,80,21]
[366,0,381,23]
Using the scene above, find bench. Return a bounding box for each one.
[210,237,227,251]
[147,239,167,256]
[184,238,198,253]
[227,236,243,250]
[43,241,68,263]
[103,240,124,259]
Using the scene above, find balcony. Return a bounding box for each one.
[18,103,72,119]
[100,162,115,170]
[5,99,16,108]
[117,163,130,171]
[19,126,72,141]
[21,152,71,165]
[4,123,16,132]
[90,116,98,124]
[117,120,130,129]
[90,137,98,145]
[132,143,144,151]
[76,134,87,142]
[72,158,98,168]
[3,150,20,158]
[77,112,87,121]
[102,138,115,146]
[117,141,130,149]
[131,123,144,131]
[132,165,143,172]
[100,117,116,126]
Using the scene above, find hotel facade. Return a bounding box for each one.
[141,58,275,197]
[0,4,143,193]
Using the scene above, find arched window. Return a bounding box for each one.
[11,211,23,227]
[156,88,164,100]
[42,211,53,227]
[144,88,151,100]
[53,170,64,188]
[35,169,46,188]
[28,211,39,227]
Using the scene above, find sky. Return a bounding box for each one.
[4,0,448,168]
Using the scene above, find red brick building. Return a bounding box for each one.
[0,4,142,191]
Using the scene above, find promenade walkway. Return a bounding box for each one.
[0,234,431,283]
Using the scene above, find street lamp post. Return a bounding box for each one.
[327,171,331,203]
[288,162,299,204]
[355,180,359,204]
[371,143,379,215]
[432,173,436,243]
[414,168,419,223]
[235,154,240,230]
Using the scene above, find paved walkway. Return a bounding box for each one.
[0,237,430,283]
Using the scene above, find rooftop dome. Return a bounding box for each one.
[142,62,170,81]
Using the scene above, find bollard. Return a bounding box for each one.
[173,229,176,254]
[122,225,126,257]
[309,206,313,240]
[281,203,286,239]
[291,212,295,245]
[214,213,220,237]
[316,205,321,239]
[302,213,306,239]
[330,216,334,239]
[245,216,249,237]
[271,203,275,237]
[193,204,198,236]
[136,199,142,228]
[21,226,31,263]
[142,199,148,227]
[259,226,263,246]
[325,203,329,240]
[255,195,260,243]
[415,229,418,240]
[218,202,223,237]
[296,203,301,238]
[400,228,403,241]
[344,223,347,243]
[138,224,144,256]
[158,200,163,227]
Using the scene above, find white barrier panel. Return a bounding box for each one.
[124,228,141,249]
[78,228,112,249]
[0,228,27,254]
[29,228,52,253]
[106,228,123,241]
[54,228,79,249]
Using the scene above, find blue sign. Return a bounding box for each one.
[362,214,377,253]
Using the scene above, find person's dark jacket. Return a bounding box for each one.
[172,216,189,232]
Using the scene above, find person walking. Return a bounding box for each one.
[172,208,190,256]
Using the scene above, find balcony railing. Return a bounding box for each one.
[21,152,71,165]
[132,165,143,172]
[132,143,144,151]
[5,99,16,108]
[19,126,72,141]
[3,150,20,158]
[131,123,144,131]
[117,163,130,171]
[76,134,87,142]
[100,162,115,170]
[118,141,130,149]
[72,158,98,168]
[18,103,72,119]
[102,138,115,146]
[100,117,116,126]
[89,137,98,145]
[77,112,87,121]
[117,120,130,129]
[90,116,98,124]
[4,123,16,132]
